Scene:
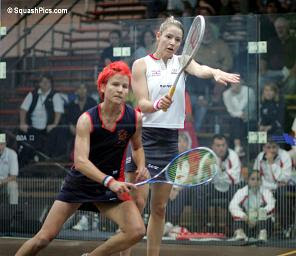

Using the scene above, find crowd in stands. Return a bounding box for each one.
[0,0,295,241]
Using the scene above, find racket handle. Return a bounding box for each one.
[162,86,176,112]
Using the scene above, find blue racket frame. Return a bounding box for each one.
[135,147,219,187]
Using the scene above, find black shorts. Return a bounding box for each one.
[56,170,125,211]
[125,127,178,180]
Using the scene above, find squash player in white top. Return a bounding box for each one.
[125,16,240,256]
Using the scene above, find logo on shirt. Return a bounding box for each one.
[117,129,129,145]
[160,84,172,88]
[171,68,178,74]
[151,70,161,76]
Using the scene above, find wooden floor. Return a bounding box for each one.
[1,237,296,256]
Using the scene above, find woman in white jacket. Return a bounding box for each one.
[229,170,275,241]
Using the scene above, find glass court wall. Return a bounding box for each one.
[0,13,295,248]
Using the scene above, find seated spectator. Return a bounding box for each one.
[187,22,233,131]
[204,134,242,234]
[196,0,216,16]
[0,133,19,205]
[66,84,97,157]
[132,29,155,61]
[259,82,285,136]
[260,17,296,92]
[253,140,293,233]
[222,81,256,157]
[289,117,296,173]
[101,30,125,67]
[18,74,65,166]
[229,170,275,242]
[259,1,280,41]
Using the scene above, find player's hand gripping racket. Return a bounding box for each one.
[135,147,219,187]
[163,15,205,112]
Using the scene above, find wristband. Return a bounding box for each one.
[153,98,161,111]
[102,175,114,187]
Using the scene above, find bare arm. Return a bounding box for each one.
[132,58,172,112]
[19,109,29,132]
[186,59,240,85]
[130,112,148,181]
[132,59,154,113]
[74,113,136,193]
[74,113,107,183]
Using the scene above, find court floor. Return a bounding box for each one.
[1,237,296,256]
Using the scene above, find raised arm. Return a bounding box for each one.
[186,59,240,86]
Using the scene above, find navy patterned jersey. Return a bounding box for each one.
[71,104,137,183]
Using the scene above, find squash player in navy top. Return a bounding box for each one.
[15,61,148,256]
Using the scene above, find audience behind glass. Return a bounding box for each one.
[229,170,275,242]
[0,133,19,206]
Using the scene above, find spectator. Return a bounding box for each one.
[133,30,155,61]
[229,170,275,242]
[18,74,65,165]
[223,81,256,157]
[259,0,281,41]
[289,117,296,172]
[204,134,242,234]
[66,84,97,156]
[168,132,193,224]
[260,17,296,92]
[253,140,292,191]
[0,133,19,205]
[259,82,285,136]
[196,0,216,16]
[253,140,292,232]
[101,30,123,66]
[187,22,234,131]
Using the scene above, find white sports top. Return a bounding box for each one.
[142,54,186,129]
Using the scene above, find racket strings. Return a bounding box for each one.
[166,148,217,186]
[182,17,203,59]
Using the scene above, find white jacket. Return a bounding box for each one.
[213,149,241,192]
[253,149,292,190]
[229,185,275,220]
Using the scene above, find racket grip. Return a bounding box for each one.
[162,86,175,112]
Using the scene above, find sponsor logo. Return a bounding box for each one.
[151,70,161,76]
[147,163,159,170]
[171,68,178,74]
[160,84,172,88]
[126,156,131,164]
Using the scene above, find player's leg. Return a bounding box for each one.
[120,172,149,256]
[87,200,145,256]
[147,183,172,256]
[126,171,149,214]
[15,200,80,256]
